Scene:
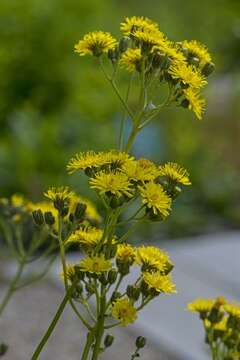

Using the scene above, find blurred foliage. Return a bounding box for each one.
[0,0,240,238]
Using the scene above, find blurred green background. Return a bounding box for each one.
[0,0,240,238]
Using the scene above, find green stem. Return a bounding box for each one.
[119,75,133,150]
[0,260,25,316]
[81,331,95,360]
[31,292,69,360]
[91,288,106,360]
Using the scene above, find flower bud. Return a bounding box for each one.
[189,56,200,67]
[104,334,114,348]
[85,283,95,295]
[116,260,130,275]
[99,273,108,285]
[111,291,121,303]
[127,285,140,302]
[108,47,119,63]
[44,211,55,226]
[75,203,87,221]
[119,36,131,53]
[32,209,44,226]
[136,336,146,349]
[201,62,215,76]
[61,206,69,217]
[107,269,117,284]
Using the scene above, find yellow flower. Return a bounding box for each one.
[79,255,112,273]
[224,303,240,319]
[90,171,133,198]
[133,29,165,48]
[121,158,159,183]
[67,150,131,174]
[188,298,215,313]
[159,162,191,185]
[120,16,159,36]
[75,31,117,57]
[44,186,73,203]
[11,194,26,208]
[143,272,176,294]
[183,87,206,120]
[152,39,187,64]
[136,246,171,272]
[66,227,103,247]
[168,62,207,89]
[182,40,212,68]
[112,298,137,326]
[204,318,228,332]
[67,151,105,173]
[139,182,172,217]
[119,48,143,72]
[116,244,136,263]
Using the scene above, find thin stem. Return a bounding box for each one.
[118,219,144,243]
[119,75,133,150]
[81,331,95,360]
[31,292,69,360]
[91,286,106,360]
[0,260,25,316]
[99,60,133,119]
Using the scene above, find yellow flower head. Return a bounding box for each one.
[133,29,165,48]
[116,243,136,263]
[120,16,159,36]
[182,40,212,68]
[204,318,228,332]
[139,182,172,217]
[101,150,132,168]
[44,186,73,204]
[183,87,206,120]
[122,158,159,183]
[159,162,191,185]
[143,272,176,294]
[112,297,137,326]
[120,48,143,72]
[90,171,133,198]
[224,303,240,319]
[80,254,112,273]
[75,31,117,57]
[152,39,187,64]
[188,298,215,313]
[67,151,105,173]
[66,227,103,247]
[136,245,171,272]
[11,194,26,208]
[168,62,207,89]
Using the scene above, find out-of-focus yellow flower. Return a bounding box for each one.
[75,31,117,57]
[168,62,207,89]
[112,298,137,326]
[159,162,191,185]
[119,48,143,72]
[11,194,26,208]
[80,255,112,273]
[136,246,170,272]
[120,16,159,36]
[44,186,73,203]
[224,303,240,319]
[139,182,172,217]
[90,171,133,198]
[143,272,176,294]
[182,40,212,68]
[182,87,206,120]
[66,227,103,247]
[188,298,215,313]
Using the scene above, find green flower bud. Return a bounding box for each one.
[136,336,146,349]
[44,211,55,226]
[85,283,95,295]
[201,62,215,77]
[99,273,108,285]
[32,209,44,226]
[75,203,87,220]
[61,206,69,217]
[104,334,114,348]
[116,260,130,275]
[107,269,117,284]
[111,291,121,303]
[108,47,119,63]
[119,36,131,53]
[127,285,140,302]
